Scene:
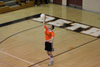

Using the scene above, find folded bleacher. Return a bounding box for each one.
[0,0,34,13]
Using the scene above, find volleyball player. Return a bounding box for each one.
[43,16,55,66]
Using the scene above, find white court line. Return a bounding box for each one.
[0,30,63,67]
[0,50,41,67]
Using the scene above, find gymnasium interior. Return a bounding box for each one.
[0,0,100,67]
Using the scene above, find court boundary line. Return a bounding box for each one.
[0,50,41,67]
[0,27,63,67]
[0,13,100,38]
[29,38,99,67]
[0,25,42,44]
[0,24,67,44]
[0,13,100,67]
[32,14,100,38]
[0,13,41,27]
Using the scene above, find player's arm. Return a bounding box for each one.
[49,37,54,43]
[43,17,48,30]
[43,16,46,26]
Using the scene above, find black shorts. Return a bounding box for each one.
[45,42,54,52]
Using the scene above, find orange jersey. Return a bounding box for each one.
[44,25,54,40]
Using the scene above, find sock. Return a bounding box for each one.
[50,58,53,62]
[48,56,53,65]
[49,56,53,61]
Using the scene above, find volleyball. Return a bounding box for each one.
[40,13,46,20]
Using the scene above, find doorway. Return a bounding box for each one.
[67,0,82,9]
[53,0,62,5]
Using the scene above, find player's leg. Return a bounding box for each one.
[47,51,53,58]
[47,51,54,65]
[48,51,54,66]
[45,42,54,65]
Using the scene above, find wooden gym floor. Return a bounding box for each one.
[0,4,100,67]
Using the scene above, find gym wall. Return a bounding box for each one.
[51,0,100,13]
[83,0,100,13]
